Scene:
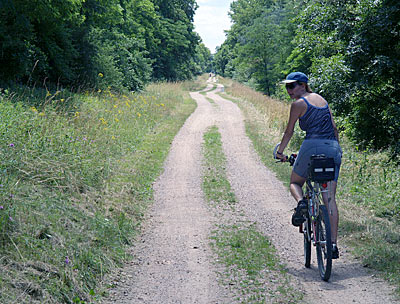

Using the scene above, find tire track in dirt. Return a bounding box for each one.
[207,85,398,304]
[104,82,231,303]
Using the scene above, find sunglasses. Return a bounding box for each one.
[285,82,299,90]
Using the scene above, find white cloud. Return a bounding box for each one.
[194,0,233,53]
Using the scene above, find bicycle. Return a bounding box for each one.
[273,143,335,281]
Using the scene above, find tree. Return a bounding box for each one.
[219,0,400,152]
[150,0,200,80]
[291,0,400,152]
[0,0,203,90]
[215,0,295,94]
[213,43,234,76]
[0,0,85,84]
[193,43,212,75]
[77,0,153,90]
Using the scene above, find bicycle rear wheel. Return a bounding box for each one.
[316,205,332,281]
[303,214,311,268]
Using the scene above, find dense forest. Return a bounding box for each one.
[0,0,212,91]
[214,0,400,154]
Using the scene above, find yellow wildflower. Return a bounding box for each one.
[98,73,104,77]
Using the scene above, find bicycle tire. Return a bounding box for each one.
[316,205,332,281]
[303,214,311,268]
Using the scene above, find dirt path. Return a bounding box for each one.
[104,82,228,303]
[104,81,397,303]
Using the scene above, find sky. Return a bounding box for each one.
[193,0,234,54]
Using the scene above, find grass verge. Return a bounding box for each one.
[202,126,302,303]
[218,77,400,297]
[0,80,199,303]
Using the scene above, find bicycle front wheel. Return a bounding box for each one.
[316,205,332,281]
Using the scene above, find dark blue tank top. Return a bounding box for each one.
[299,97,336,140]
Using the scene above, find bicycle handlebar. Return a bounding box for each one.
[273,143,280,159]
[273,143,297,166]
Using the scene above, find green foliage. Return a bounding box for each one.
[151,19,200,80]
[0,0,207,89]
[215,0,297,94]
[308,54,352,111]
[0,0,84,83]
[142,0,201,81]
[193,43,213,74]
[213,43,235,76]
[88,28,151,91]
[339,146,400,220]
[294,0,400,152]
[215,0,400,153]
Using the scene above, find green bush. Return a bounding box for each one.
[89,28,152,92]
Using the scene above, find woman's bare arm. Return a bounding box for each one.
[277,100,305,156]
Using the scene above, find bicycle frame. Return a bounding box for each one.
[303,179,329,245]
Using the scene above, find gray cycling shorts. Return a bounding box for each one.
[293,139,342,181]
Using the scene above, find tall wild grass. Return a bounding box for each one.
[0,80,198,303]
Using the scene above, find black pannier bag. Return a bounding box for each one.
[309,155,335,182]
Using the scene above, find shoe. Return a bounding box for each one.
[332,244,339,259]
[291,199,308,227]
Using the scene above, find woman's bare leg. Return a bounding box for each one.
[290,171,306,202]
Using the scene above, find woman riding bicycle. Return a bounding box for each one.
[275,72,342,259]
